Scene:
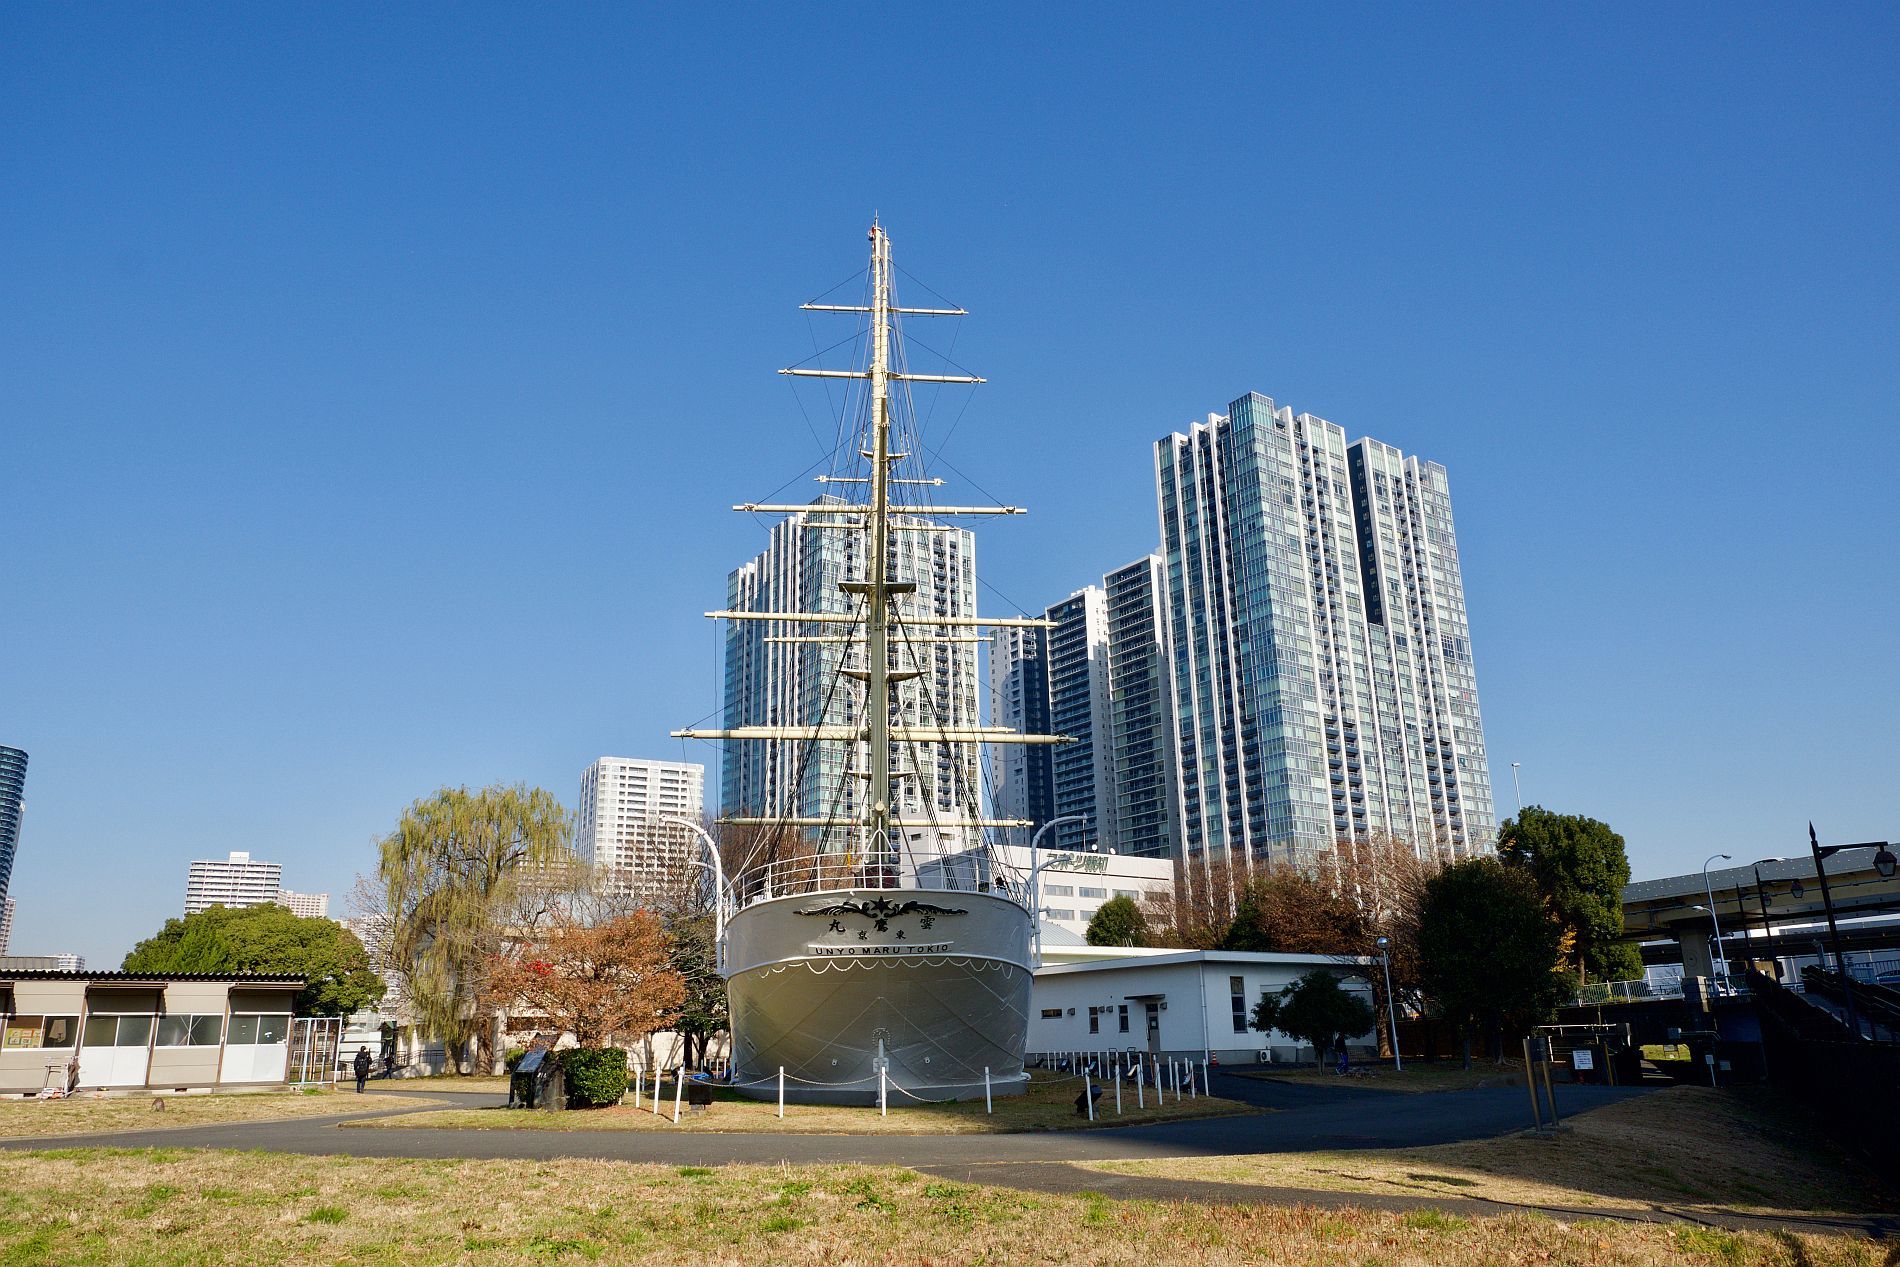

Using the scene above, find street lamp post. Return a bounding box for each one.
[1806,824,1899,1041]
[1751,862,1779,978]
[1509,763,1523,817]
[661,817,730,950]
[1027,815,1089,967]
[1376,934,1401,1072]
[1701,854,1733,987]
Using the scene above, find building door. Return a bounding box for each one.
[221,1013,292,1083]
[77,1014,154,1088]
[1144,1002,1161,1056]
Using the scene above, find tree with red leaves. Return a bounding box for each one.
[487,910,686,1048]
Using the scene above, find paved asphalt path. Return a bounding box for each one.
[3,1073,1890,1240]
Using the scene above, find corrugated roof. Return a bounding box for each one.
[0,971,305,984]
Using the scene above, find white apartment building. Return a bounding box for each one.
[0,896,13,954]
[277,890,330,919]
[185,852,283,914]
[576,757,706,899]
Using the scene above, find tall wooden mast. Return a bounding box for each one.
[675,222,1070,866]
[863,222,897,859]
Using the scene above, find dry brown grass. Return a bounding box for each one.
[0,1089,442,1139]
[388,1074,514,1092]
[0,1146,1884,1266]
[1084,1087,1898,1221]
[351,1069,1250,1135]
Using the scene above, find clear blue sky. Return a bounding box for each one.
[4,5,1896,967]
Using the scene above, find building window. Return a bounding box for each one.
[1044,885,1074,897]
[1118,1004,1130,1034]
[1088,1007,1100,1035]
[83,1015,153,1048]
[2,1015,78,1049]
[228,1014,290,1045]
[1078,887,1106,899]
[157,1015,224,1047]
[1040,1008,1063,1020]
[1230,976,1248,1033]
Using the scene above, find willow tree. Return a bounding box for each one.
[379,784,573,1073]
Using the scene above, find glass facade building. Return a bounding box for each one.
[986,625,1054,838]
[0,745,25,917]
[1043,587,1114,852]
[1155,394,1495,884]
[721,497,980,855]
[1103,554,1179,859]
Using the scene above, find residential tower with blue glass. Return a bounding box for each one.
[1155,394,1495,887]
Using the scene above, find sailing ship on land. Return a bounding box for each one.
[674,222,1069,1105]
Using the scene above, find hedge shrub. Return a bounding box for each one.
[560,1047,629,1108]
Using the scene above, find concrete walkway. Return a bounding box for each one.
[3,1075,1891,1241]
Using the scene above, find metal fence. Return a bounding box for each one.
[1571,976,1685,1006]
[287,1017,341,1086]
[1750,969,1900,1183]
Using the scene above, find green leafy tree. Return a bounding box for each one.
[1417,857,1568,1067]
[665,913,728,1069]
[1085,895,1148,947]
[378,784,574,1072]
[1250,970,1376,1066]
[122,904,383,1016]
[1498,807,1643,983]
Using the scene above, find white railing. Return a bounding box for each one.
[730,848,1030,912]
[1572,977,1685,1006]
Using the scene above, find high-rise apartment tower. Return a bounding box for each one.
[986,625,1054,837]
[576,757,706,898]
[185,852,284,914]
[1102,554,1179,859]
[1043,588,1115,852]
[1155,393,1495,880]
[721,497,980,856]
[0,745,25,915]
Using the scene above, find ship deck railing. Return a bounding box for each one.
[728,852,1030,912]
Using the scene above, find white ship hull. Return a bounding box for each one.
[722,887,1033,1105]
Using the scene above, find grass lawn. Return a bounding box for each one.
[0,1089,445,1139]
[0,1146,1883,1265]
[349,1069,1250,1135]
[1082,1086,1897,1222]
[1236,1060,1528,1093]
[381,1074,514,1092]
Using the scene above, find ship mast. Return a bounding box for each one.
[863,222,898,861]
[674,221,1072,870]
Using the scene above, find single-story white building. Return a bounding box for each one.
[1027,950,1378,1066]
[915,844,1176,944]
[1,970,305,1095]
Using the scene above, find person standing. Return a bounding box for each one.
[352,1045,372,1093]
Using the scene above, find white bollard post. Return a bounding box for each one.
[778,1066,785,1119]
[1114,1066,1122,1115]
[984,1067,992,1115]
[1136,1059,1145,1109]
[1084,1068,1094,1121]
[879,1066,888,1118]
[673,1066,684,1123]
[633,1067,642,1109]
[653,1067,663,1117]
[1202,1058,1210,1097]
